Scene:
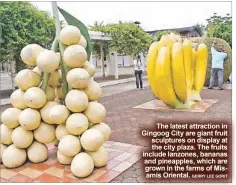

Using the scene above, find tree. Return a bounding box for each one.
[89,21,104,30]
[91,22,152,56]
[153,30,180,41]
[0,2,56,72]
[205,13,232,47]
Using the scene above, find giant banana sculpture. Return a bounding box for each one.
[147,33,208,109]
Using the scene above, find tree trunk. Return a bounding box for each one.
[9,58,16,91]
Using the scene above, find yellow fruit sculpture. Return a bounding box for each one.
[147,33,208,108]
[0,23,111,179]
[190,43,208,100]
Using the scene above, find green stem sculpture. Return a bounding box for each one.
[51,1,69,98]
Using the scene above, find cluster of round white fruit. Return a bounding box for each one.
[0,25,111,178]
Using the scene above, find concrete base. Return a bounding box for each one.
[134,99,219,113]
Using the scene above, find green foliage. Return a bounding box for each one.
[91,22,152,55]
[0,1,55,72]
[153,30,180,41]
[205,13,232,47]
[191,37,232,86]
[58,7,93,60]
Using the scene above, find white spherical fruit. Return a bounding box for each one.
[36,50,60,72]
[19,108,41,130]
[55,86,65,100]
[1,108,21,129]
[0,144,7,163]
[71,152,94,178]
[63,45,87,68]
[40,101,59,124]
[78,35,87,48]
[2,144,26,168]
[84,101,106,124]
[0,124,13,145]
[83,80,102,101]
[57,150,72,165]
[24,87,47,109]
[27,141,48,163]
[56,124,70,141]
[48,71,61,87]
[15,69,41,90]
[92,122,111,141]
[58,135,81,157]
[83,61,95,77]
[10,89,28,109]
[65,90,88,112]
[46,86,55,101]
[60,25,81,45]
[87,146,108,167]
[33,66,42,76]
[49,105,70,124]
[20,44,44,66]
[34,122,56,144]
[11,126,33,148]
[66,68,90,89]
[80,129,104,152]
[66,113,88,136]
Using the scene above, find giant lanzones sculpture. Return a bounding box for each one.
[0,6,111,178]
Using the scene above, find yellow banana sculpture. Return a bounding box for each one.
[183,39,193,96]
[160,35,174,48]
[155,46,176,107]
[194,43,208,92]
[171,42,187,103]
[147,33,208,109]
[147,42,161,98]
[147,38,173,98]
[189,47,201,101]
[190,44,208,101]
[154,46,194,109]
[175,35,183,43]
[191,48,197,84]
[169,33,178,43]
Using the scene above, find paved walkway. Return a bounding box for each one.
[102,80,149,97]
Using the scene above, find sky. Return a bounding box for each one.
[31,1,231,31]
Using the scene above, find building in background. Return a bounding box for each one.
[147,25,203,38]
[92,55,133,68]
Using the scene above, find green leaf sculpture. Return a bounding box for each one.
[58,6,93,59]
